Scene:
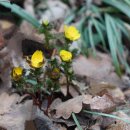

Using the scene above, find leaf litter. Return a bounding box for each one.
[0,1,130,130]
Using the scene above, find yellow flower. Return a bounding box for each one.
[42,20,49,26]
[12,67,23,81]
[50,68,60,80]
[31,50,44,68]
[64,25,80,41]
[60,50,72,62]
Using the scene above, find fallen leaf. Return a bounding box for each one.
[105,112,130,130]
[89,123,101,130]
[73,53,126,89]
[0,93,33,130]
[0,92,20,114]
[90,94,116,113]
[60,85,80,97]
[50,95,92,119]
[54,124,67,130]
[88,82,125,104]
[124,89,130,100]
[50,94,115,119]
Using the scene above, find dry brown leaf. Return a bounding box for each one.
[60,75,89,97]
[105,112,130,130]
[50,94,115,119]
[124,89,130,100]
[90,94,116,113]
[50,95,92,119]
[89,123,101,130]
[0,93,33,130]
[88,82,125,104]
[60,85,80,97]
[73,53,126,89]
[54,124,67,130]
[0,92,20,114]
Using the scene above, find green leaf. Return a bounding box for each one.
[103,0,130,18]
[109,15,130,73]
[83,110,130,124]
[114,18,130,39]
[105,14,121,75]
[25,79,38,85]
[72,113,83,130]
[92,18,106,49]
[0,1,40,28]
[124,0,130,5]
[88,22,96,56]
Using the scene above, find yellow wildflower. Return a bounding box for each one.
[12,67,23,81]
[64,25,80,41]
[31,50,44,68]
[50,68,60,80]
[60,50,72,62]
[43,20,49,26]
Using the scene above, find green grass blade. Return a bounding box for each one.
[103,0,130,18]
[0,1,40,28]
[72,113,83,130]
[83,110,130,124]
[92,18,106,49]
[109,16,124,54]
[114,18,130,39]
[105,14,121,75]
[109,16,130,72]
[124,0,130,6]
[88,22,96,56]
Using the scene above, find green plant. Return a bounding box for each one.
[11,22,80,115]
[0,1,40,28]
[65,0,130,75]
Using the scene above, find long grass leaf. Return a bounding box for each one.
[92,18,106,49]
[83,110,130,124]
[105,14,121,75]
[114,18,130,39]
[109,16,130,72]
[72,113,83,130]
[0,1,40,28]
[103,0,130,18]
[88,22,96,56]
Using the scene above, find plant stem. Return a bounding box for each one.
[45,94,53,115]
[66,74,70,96]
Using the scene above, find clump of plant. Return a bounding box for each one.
[11,21,80,115]
[64,0,130,75]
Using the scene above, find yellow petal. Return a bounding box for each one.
[64,25,80,41]
[60,50,72,62]
[12,67,23,81]
[31,50,44,68]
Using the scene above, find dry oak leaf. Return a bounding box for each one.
[106,111,130,130]
[88,82,125,104]
[51,94,115,119]
[73,54,126,89]
[0,93,33,130]
[0,92,20,115]
[90,94,116,113]
[50,95,92,119]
